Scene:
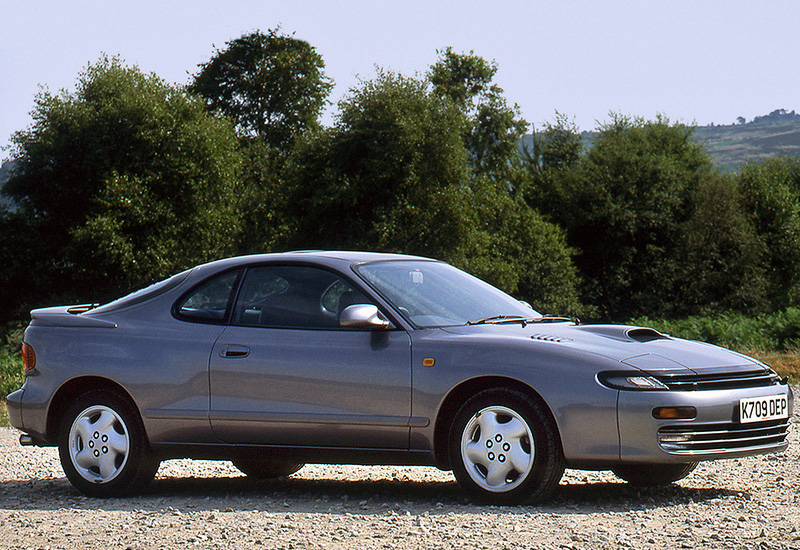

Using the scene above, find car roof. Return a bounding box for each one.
[192,250,436,276]
[283,250,433,263]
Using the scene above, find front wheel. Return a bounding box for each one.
[449,388,564,505]
[58,389,159,497]
[612,462,698,486]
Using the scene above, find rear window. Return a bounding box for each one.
[92,269,192,313]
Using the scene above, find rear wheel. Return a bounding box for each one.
[58,389,159,497]
[233,459,304,479]
[449,388,564,505]
[612,462,698,485]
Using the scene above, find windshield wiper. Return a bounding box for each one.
[529,316,574,323]
[467,315,528,326]
[468,315,575,327]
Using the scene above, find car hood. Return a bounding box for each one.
[440,322,763,375]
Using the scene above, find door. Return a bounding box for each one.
[209,265,412,448]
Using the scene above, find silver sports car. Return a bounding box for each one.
[6,251,793,504]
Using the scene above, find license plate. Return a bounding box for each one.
[739,395,789,424]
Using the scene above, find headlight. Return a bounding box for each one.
[597,371,669,391]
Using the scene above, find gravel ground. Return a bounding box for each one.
[1,388,798,550]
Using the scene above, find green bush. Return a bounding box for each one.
[0,323,26,404]
[632,307,800,352]
[0,350,23,400]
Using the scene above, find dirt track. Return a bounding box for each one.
[1,389,798,550]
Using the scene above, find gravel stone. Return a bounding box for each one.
[0,387,797,549]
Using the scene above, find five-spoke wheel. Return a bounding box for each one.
[68,405,131,484]
[450,388,564,505]
[460,405,534,492]
[58,389,159,497]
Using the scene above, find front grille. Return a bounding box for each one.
[654,368,779,391]
[658,419,790,454]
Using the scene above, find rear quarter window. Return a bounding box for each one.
[174,269,242,323]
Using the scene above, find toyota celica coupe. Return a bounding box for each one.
[6,251,793,504]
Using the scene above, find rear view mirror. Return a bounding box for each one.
[339,304,392,330]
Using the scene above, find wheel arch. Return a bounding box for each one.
[432,376,563,470]
[46,376,142,444]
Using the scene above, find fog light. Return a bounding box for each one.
[652,406,696,420]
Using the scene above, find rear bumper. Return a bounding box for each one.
[5,388,24,431]
[618,383,792,462]
[6,385,53,446]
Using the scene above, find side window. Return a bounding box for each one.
[233,266,372,329]
[175,270,241,323]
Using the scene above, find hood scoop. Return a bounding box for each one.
[626,328,669,343]
[574,325,669,343]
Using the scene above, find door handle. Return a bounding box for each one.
[219,344,250,358]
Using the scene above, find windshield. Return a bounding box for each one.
[354,260,540,328]
[92,269,192,313]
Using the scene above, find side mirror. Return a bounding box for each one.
[339,304,392,330]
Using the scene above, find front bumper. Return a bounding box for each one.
[618,383,792,462]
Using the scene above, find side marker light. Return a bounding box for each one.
[652,406,696,420]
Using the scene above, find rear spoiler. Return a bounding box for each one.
[30,306,117,328]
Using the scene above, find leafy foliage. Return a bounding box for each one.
[2,57,243,307]
[3,36,800,331]
[523,114,761,319]
[633,307,800,353]
[675,174,768,315]
[737,156,800,309]
[0,324,24,403]
[430,48,528,178]
[459,178,583,316]
[191,29,333,146]
[284,71,472,258]
[280,70,582,314]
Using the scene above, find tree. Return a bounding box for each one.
[524,112,584,174]
[191,29,333,147]
[524,114,716,319]
[461,177,583,316]
[279,70,582,315]
[2,57,243,311]
[429,48,528,178]
[675,174,768,315]
[283,71,473,260]
[738,156,800,309]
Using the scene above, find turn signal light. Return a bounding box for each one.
[21,342,36,371]
[652,406,696,420]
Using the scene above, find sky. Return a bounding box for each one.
[2,0,799,160]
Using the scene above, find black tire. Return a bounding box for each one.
[612,462,698,486]
[233,458,304,479]
[58,389,159,497]
[449,387,564,505]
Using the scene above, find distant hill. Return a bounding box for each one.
[694,109,800,172]
[525,109,800,173]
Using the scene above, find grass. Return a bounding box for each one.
[0,353,22,428]
[0,342,24,428]
[748,350,800,384]
[0,352,23,399]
